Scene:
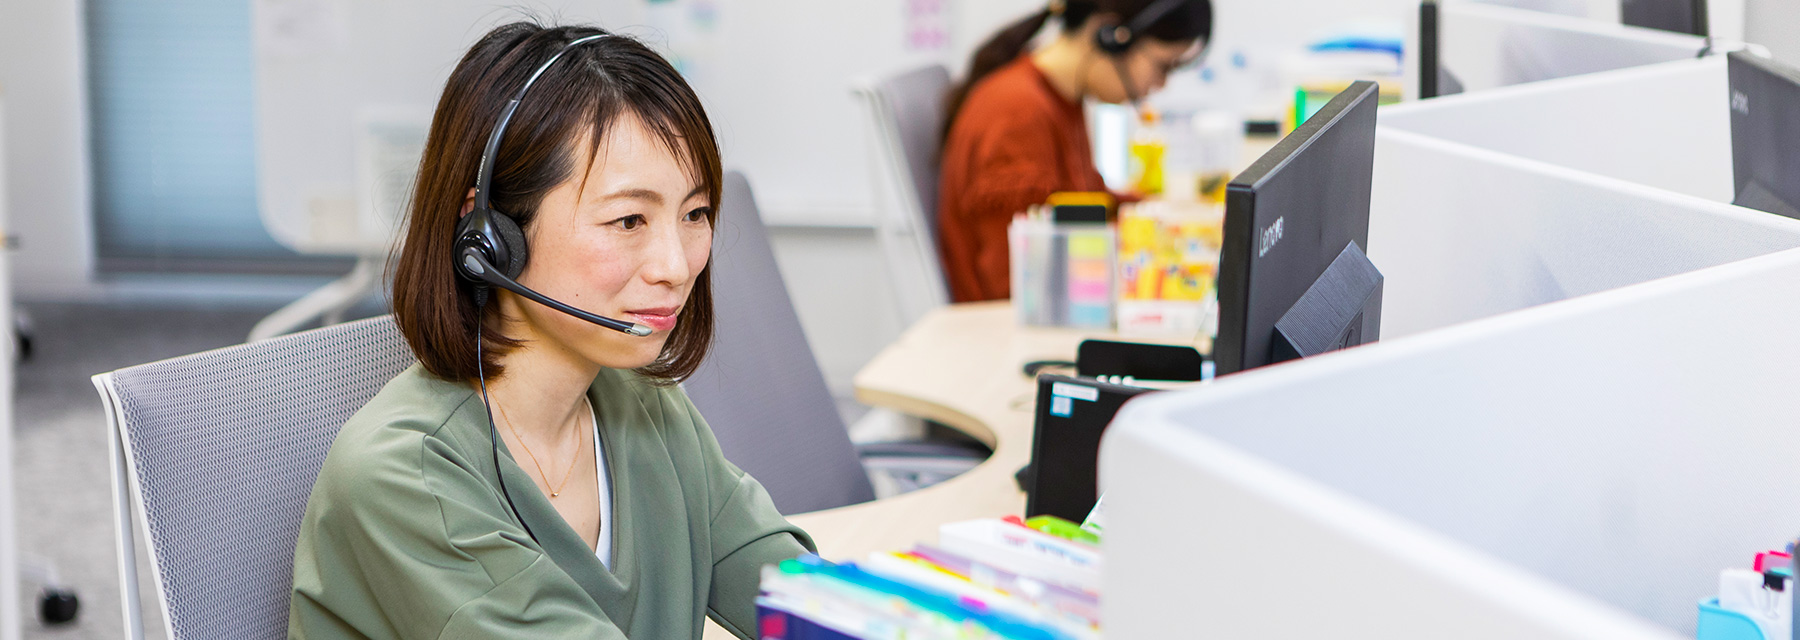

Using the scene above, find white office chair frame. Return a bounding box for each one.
[852,74,951,326]
[96,373,157,640]
[94,315,415,640]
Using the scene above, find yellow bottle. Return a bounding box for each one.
[1128,108,1166,197]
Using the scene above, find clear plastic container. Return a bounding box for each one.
[1010,217,1116,330]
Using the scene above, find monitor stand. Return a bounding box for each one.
[1438,66,1465,97]
[1271,242,1384,364]
[1735,180,1800,220]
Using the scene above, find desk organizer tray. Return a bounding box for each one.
[1697,598,1770,640]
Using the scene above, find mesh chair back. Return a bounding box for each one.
[877,65,951,239]
[96,316,413,640]
[854,65,953,323]
[684,172,876,514]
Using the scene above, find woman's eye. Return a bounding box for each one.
[685,207,712,223]
[612,214,646,230]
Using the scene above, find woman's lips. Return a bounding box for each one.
[624,307,680,333]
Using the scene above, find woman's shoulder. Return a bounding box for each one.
[959,57,1067,127]
[318,364,483,490]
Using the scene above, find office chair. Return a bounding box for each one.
[685,172,984,513]
[851,65,954,327]
[94,316,413,640]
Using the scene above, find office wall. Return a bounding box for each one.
[0,0,95,298]
[0,0,1447,387]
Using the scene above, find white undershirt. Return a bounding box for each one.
[590,397,613,570]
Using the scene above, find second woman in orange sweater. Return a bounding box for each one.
[939,0,1213,302]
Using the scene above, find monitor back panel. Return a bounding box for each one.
[1217,82,1380,374]
[1026,375,1151,523]
[1729,52,1800,220]
[1621,0,1707,37]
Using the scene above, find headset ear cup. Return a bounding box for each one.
[490,211,530,279]
[1097,23,1131,54]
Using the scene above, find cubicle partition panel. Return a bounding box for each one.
[0,97,17,640]
[1101,246,1800,638]
[1368,127,1800,339]
[1469,0,1616,20]
[1405,1,1705,99]
[1386,57,1731,200]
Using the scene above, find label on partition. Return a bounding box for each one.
[1051,382,1099,402]
[1050,396,1073,417]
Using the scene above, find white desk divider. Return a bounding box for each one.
[1385,57,1731,201]
[1405,1,1706,100]
[1369,126,1800,339]
[1102,245,1800,637]
[0,96,18,640]
[1468,0,1616,20]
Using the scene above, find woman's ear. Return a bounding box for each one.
[461,187,477,218]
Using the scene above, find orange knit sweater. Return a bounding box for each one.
[937,56,1110,302]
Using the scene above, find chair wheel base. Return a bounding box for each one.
[39,588,79,625]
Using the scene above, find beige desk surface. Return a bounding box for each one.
[790,301,1107,559]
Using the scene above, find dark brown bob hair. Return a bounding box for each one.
[392,22,721,384]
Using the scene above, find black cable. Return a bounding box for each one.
[1111,54,1144,107]
[1022,360,1078,377]
[475,292,538,544]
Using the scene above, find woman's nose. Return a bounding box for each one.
[639,223,692,286]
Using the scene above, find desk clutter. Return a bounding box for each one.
[756,515,1104,640]
[1010,194,1223,338]
[1698,543,1797,640]
[755,371,1139,639]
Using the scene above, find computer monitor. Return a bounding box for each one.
[1728,51,1800,220]
[1620,0,1708,37]
[1214,81,1385,376]
[1418,1,1465,99]
[1024,374,1151,523]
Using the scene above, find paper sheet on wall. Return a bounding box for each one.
[645,0,720,83]
[906,0,950,52]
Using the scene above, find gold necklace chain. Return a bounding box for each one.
[496,399,586,498]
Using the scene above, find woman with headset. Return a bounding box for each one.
[939,0,1213,302]
[288,23,811,639]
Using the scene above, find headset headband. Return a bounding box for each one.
[1108,0,1187,51]
[471,33,610,213]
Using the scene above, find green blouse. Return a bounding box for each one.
[289,364,814,639]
